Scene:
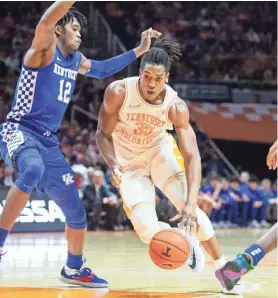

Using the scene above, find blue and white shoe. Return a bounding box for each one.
[60,260,108,288]
[186,233,205,273]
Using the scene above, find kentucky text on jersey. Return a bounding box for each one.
[54,64,78,80]
[126,113,166,127]
[5,46,81,133]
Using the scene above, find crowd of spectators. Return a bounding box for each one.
[99,1,277,82]
[198,172,277,228]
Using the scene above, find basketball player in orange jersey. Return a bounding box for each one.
[216,139,278,291]
[96,38,242,294]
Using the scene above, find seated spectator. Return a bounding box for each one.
[82,170,119,231]
[260,178,276,199]
[228,177,247,227]
[202,176,224,227]
[239,171,250,193]
[220,178,241,227]
[201,175,222,196]
[210,178,238,228]
[247,177,270,228]
[197,191,216,217]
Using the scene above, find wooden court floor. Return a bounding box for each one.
[0,229,277,298]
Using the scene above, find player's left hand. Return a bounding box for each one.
[170,204,199,235]
[139,28,162,53]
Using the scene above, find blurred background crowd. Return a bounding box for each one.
[99,1,277,82]
[0,2,277,230]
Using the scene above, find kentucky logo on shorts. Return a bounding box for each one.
[62,173,74,185]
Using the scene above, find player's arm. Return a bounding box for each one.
[169,98,202,208]
[24,1,76,68]
[95,80,125,187]
[78,28,161,78]
[169,98,202,231]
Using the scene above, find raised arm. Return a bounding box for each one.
[95,80,126,187]
[24,1,75,68]
[168,98,202,232]
[78,28,161,78]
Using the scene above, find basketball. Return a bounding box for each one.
[149,229,190,270]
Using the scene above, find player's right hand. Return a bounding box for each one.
[267,140,278,170]
[110,165,124,188]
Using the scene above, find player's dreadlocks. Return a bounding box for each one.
[140,38,182,72]
[56,7,87,31]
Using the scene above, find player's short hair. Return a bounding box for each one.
[56,7,87,31]
[140,38,182,73]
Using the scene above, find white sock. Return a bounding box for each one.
[213,256,226,269]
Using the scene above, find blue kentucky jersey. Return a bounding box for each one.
[6,46,82,133]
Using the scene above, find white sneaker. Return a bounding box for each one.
[185,233,205,273]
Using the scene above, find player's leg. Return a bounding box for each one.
[42,147,107,288]
[120,172,171,244]
[0,142,45,257]
[150,140,243,290]
[216,223,277,291]
[150,142,208,272]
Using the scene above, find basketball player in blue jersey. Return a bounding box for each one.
[216,139,278,291]
[0,1,161,288]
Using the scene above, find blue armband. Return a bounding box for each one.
[85,50,136,79]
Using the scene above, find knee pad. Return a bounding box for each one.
[15,152,45,194]
[195,207,215,242]
[162,172,187,210]
[130,202,171,244]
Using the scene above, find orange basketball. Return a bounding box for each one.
[149,229,190,270]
